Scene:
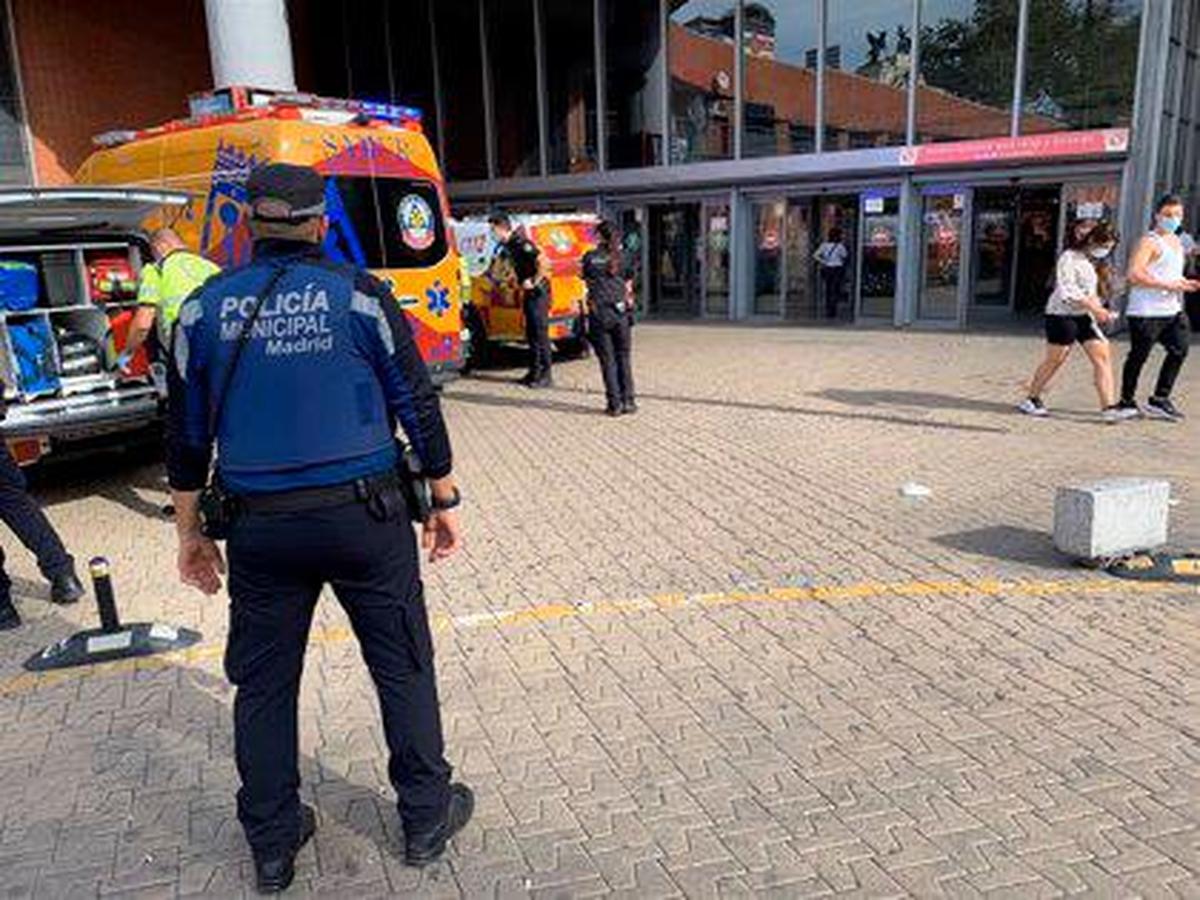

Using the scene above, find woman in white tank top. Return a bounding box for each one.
[1118,194,1199,421]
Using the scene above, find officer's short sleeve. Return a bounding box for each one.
[138,265,162,309]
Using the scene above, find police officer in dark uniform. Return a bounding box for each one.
[489,213,553,387]
[167,163,473,894]
[581,220,637,416]
[0,396,85,630]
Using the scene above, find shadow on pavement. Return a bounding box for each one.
[0,599,444,896]
[442,389,604,418]
[27,445,171,522]
[813,387,1102,423]
[530,384,1010,434]
[933,524,1068,570]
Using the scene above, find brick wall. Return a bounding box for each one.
[11,0,212,185]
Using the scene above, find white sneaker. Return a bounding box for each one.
[1018,397,1048,417]
[1101,406,1125,424]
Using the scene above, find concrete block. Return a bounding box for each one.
[1053,478,1170,560]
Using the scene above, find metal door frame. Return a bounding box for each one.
[916,184,973,328]
[856,188,902,322]
[607,193,727,319]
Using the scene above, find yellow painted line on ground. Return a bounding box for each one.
[0,575,1193,698]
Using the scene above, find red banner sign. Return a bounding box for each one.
[899,128,1129,168]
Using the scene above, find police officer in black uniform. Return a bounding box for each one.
[0,396,85,630]
[581,220,637,416]
[489,213,553,387]
[167,163,473,894]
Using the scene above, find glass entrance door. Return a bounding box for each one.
[702,200,731,317]
[783,198,814,320]
[918,188,968,323]
[859,191,900,319]
[971,188,1017,312]
[648,204,701,317]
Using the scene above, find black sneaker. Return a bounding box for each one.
[605,405,621,417]
[49,571,85,605]
[254,804,316,895]
[529,377,553,390]
[1113,400,1142,419]
[0,599,20,631]
[405,783,475,867]
[622,400,638,415]
[1146,397,1184,421]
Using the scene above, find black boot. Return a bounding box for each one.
[50,570,85,605]
[405,783,475,867]
[0,597,19,630]
[254,804,316,894]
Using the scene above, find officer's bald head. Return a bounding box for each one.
[149,227,185,260]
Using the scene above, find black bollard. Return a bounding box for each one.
[24,558,201,672]
[90,557,121,634]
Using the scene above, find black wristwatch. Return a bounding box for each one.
[431,487,462,511]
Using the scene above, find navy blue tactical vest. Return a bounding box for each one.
[175,247,398,493]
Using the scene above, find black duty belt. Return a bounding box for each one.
[238,472,399,515]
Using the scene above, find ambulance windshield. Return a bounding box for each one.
[323,177,447,270]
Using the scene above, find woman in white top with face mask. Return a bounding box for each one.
[1117,194,1200,421]
[1019,222,1128,422]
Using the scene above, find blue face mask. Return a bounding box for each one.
[1158,214,1183,234]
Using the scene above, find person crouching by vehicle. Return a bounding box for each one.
[1019,222,1131,423]
[581,220,636,416]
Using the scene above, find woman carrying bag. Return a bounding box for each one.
[582,220,637,416]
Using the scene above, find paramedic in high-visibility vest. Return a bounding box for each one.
[119,228,220,372]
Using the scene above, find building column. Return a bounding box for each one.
[204,0,296,91]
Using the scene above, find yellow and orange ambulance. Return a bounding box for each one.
[75,86,464,382]
[452,214,596,369]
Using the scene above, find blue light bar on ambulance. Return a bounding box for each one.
[271,92,423,126]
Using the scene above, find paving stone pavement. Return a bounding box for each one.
[0,324,1198,899]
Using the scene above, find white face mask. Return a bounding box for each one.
[1089,246,1113,260]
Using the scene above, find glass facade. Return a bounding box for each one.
[605,0,665,168]
[669,1,735,163]
[436,1,488,180]
[743,0,818,157]
[0,3,27,184]
[915,0,1019,142]
[1022,0,1142,133]
[545,0,599,174]
[357,0,1179,330]
[487,0,541,177]
[824,1,913,149]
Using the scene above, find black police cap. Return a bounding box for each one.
[246,163,326,222]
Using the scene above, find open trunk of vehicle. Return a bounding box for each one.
[0,188,190,463]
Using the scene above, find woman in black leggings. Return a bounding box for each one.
[581,220,636,416]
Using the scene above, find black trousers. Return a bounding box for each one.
[821,267,845,319]
[1120,313,1191,403]
[589,314,635,409]
[225,499,451,859]
[0,444,73,600]
[522,283,552,381]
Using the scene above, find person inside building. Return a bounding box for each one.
[167,163,472,893]
[1019,222,1132,423]
[488,214,553,387]
[814,227,849,319]
[581,219,636,416]
[120,228,220,373]
[0,396,85,629]
[1118,194,1199,421]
